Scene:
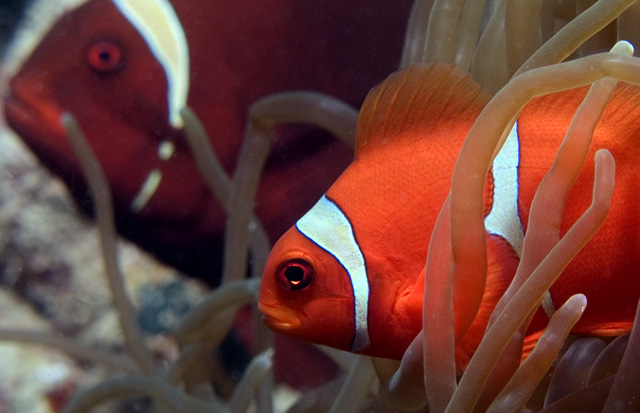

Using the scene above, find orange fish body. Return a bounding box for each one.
[3,0,412,281]
[259,62,640,368]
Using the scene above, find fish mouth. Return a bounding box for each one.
[258,302,301,331]
[3,79,65,141]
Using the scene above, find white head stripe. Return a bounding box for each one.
[112,0,189,128]
[485,121,525,256]
[130,169,162,212]
[296,195,371,352]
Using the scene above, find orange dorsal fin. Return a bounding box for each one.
[355,62,491,156]
[601,82,640,139]
[522,81,640,147]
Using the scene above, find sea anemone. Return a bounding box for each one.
[1,0,640,411]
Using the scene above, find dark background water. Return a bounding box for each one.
[0,0,30,55]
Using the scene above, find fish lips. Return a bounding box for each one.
[3,80,66,143]
[258,302,301,331]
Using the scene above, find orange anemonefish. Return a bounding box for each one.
[259,62,640,368]
[2,0,412,282]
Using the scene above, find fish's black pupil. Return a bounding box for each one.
[99,51,111,62]
[285,265,304,283]
[277,259,314,291]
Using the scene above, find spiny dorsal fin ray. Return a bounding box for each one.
[355,62,491,156]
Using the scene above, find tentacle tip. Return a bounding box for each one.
[595,146,615,167]
[60,112,74,127]
[259,348,275,367]
[610,40,634,56]
[570,293,588,313]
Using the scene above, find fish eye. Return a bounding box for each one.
[88,41,123,72]
[276,259,315,291]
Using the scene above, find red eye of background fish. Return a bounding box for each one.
[277,259,315,291]
[87,41,123,72]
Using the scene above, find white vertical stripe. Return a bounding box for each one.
[484,121,525,257]
[130,169,162,212]
[296,195,371,352]
[485,122,557,318]
[112,0,189,128]
[158,140,175,160]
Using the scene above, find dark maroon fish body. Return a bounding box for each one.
[3,0,412,282]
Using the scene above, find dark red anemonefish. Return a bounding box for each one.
[259,62,640,370]
[2,0,413,282]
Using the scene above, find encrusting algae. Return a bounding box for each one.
[1,0,640,411]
